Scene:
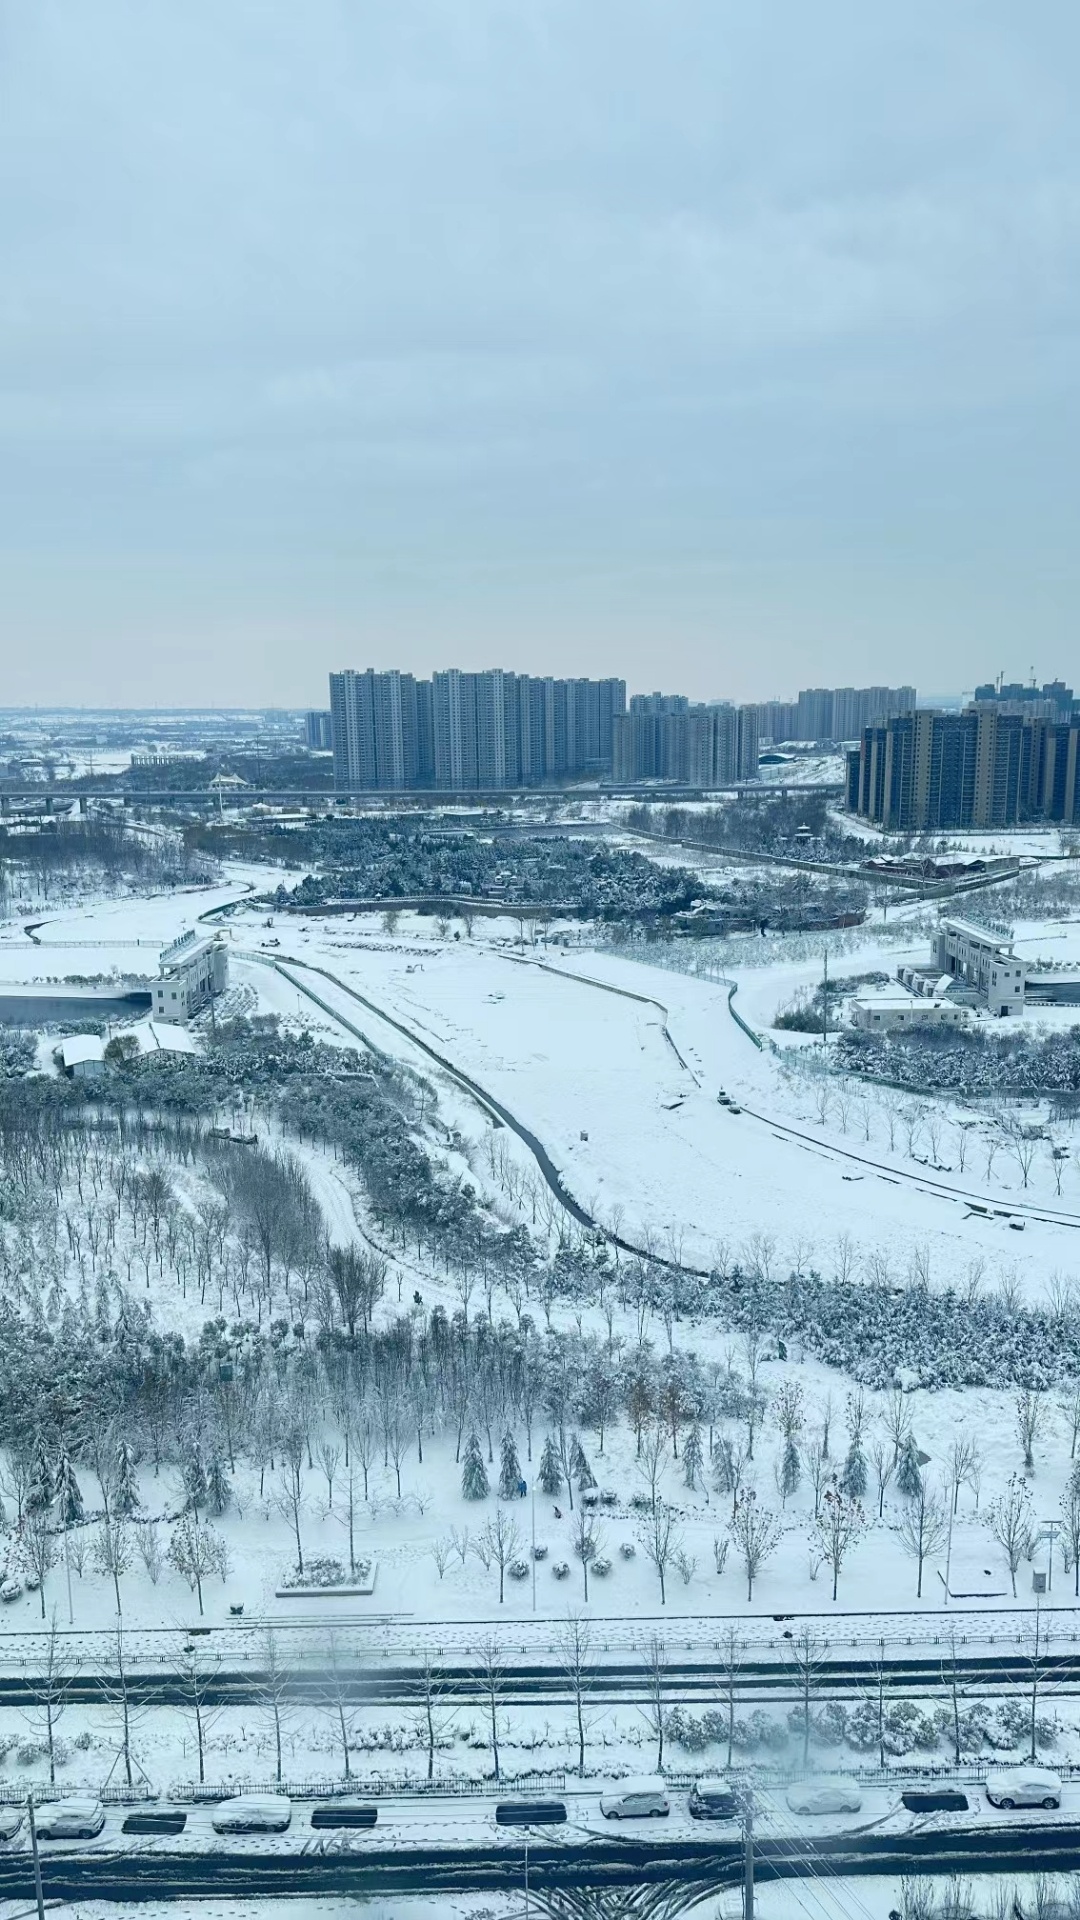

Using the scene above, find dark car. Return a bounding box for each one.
[495,1800,567,1826]
[122,1811,188,1836]
[310,1803,378,1830]
[901,1790,969,1814]
[689,1779,739,1820]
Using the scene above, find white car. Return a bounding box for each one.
[599,1778,671,1820]
[211,1793,292,1834]
[33,1798,106,1840]
[985,1766,1062,1810]
[786,1779,862,1816]
[0,1808,23,1842]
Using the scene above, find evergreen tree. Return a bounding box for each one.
[113,1439,141,1517]
[780,1435,801,1501]
[498,1431,522,1500]
[55,1450,84,1526]
[841,1442,868,1499]
[183,1450,208,1514]
[461,1431,490,1500]
[25,1436,55,1514]
[683,1423,704,1491]
[206,1454,231,1516]
[897,1434,923,1499]
[538,1434,562,1496]
[570,1434,596,1491]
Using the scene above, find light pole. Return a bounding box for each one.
[530,1484,537,1612]
[27,1795,45,1920]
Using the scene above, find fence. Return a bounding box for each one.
[0,1770,567,1807]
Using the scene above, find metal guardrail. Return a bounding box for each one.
[726,982,765,1050]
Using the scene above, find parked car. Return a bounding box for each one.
[689,1778,739,1820]
[495,1799,567,1826]
[786,1779,862,1816]
[310,1803,378,1829]
[600,1778,670,1820]
[122,1811,187,1836]
[901,1789,969,1814]
[0,1581,21,1604]
[0,1807,24,1842]
[33,1798,106,1840]
[985,1767,1062,1810]
[210,1794,292,1834]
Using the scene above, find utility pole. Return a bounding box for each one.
[742,1787,755,1920]
[27,1796,45,1920]
[944,1494,955,1607]
[822,943,829,1048]
[530,1485,537,1612]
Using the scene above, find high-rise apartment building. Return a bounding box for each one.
[331,668,626,791]
[612,699,759,785]
[849,707,1080,830]
[759,685,916,743]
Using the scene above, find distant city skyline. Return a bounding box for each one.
[3,5,1080,705]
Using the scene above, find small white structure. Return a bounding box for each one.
[130,1018,199,1057]
[151,931,228,1024]
[60,1034,106,1079]
[931,914,1028,1014]
[851,988,965,1032]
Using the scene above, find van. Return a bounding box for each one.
[600,1778,670,1820]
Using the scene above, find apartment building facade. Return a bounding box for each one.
[849,708,1080,830]
[611,698,759,784]
[330,668,626,791]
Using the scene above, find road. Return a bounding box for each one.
[2,1795,1080,1905]
[1,1642,1079,1709]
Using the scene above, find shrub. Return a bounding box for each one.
[619,1541,636,1559]
[552,1561,570,1579]
[507,1559,530,1581]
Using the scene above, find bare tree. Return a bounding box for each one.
[989,1475,1035,1597]
[473,1510,524,1605]
[813,1488,866,1602]
[729,1492,782,1602]
[274,1434,307,1577]
[639,1632,669,1772]
[637,1423,669,1513]
[1020,1608,1050,1764]
[572,1507,605,1605]
[1061,1479,1080,1598]
[168,1512,222,1616]
[638,1499,680,1606]
[784,1628,828,1768]
[716,1625,744,1769]
[413,1653,456,1782]
[92,1513,133,1615]
[19,1614,78,1785]
[21,1510,57,1619]
[255,1626,296,1786]
[557,1613,598,1778]
[176,1633,223,1785]
[476,1633,506,1782]
[869,1440,895,1518]
[316,1629,357,1780]
[99,1620,150,1790]
[897,1484,948,1598]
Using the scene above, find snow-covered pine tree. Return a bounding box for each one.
[461,1431,490,1500]
[183,1450,209,1514]
[26,1436,55,1514]
[683,1423,704,1491]
[538,1434,562,1496]
[570,1434,596,1491]
[55,1451,83,1526]
[896,1434,923,1498]
[780,1434,801,1500]
[841,1442,868,1498]
[113,1439,141,1516]
[206,1454,231,1516]
[498,1431,521,1500]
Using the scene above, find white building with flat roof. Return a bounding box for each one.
[931,914,1028,1014]
[151,931,228,1024]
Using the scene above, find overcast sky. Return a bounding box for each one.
[2,2,1079,708]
